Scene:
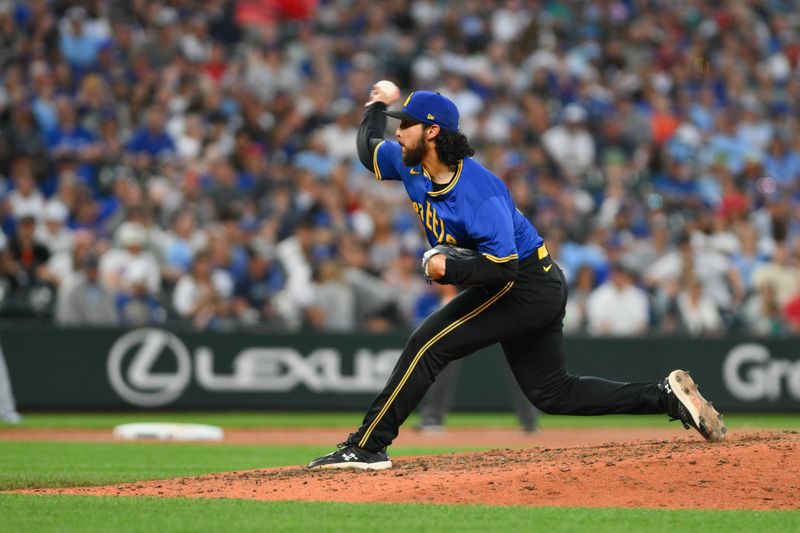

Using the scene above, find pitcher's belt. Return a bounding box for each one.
[521,243,549,264]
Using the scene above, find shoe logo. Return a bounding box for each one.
[410,168,420,175]
[543,264,552,272]
[342,453,358,461]
[664,382,673,394]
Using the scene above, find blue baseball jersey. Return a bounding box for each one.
[372,140,543,262]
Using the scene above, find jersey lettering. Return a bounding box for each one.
[412,202,422,222]
[421,200,448,243]
[424,200,433,231]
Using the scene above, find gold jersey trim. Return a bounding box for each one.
[482,252,519,263]
[426,159,463,197]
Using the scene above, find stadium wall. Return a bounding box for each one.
[1,325,798,412]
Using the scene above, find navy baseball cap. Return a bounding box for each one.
[384,91,460,132]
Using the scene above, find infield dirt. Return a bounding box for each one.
[20,430,799,510]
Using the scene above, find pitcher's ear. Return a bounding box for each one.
[425,124,440,142]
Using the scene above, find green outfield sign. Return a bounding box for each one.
[1,325,798,411]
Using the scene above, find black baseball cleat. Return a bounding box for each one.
[661,369,727,442]
[307,443,392,471]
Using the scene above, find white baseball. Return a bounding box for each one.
[375,80,400,101]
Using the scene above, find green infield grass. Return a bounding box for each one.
[1,412,797,532]
[0,495,797,533]
[0,441,480,490]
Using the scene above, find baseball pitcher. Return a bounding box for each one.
[308,83,725,470]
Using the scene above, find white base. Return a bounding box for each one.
[113,423,224,441]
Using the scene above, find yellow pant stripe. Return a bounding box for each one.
[358,281,515,448]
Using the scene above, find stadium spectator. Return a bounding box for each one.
[753,242,800,308]
[99,222,160,295]
[383,248,428,325]
[5,105,48,166]
[116,260,166,327]
[622,216,673,277]
[58,7,108,69]
[7,159,44,221]
[318,99,360,165]
[160,209,207,286]
[272,219,316,329]
[45,97,100,173]
[55,253,117,326]
[742,284,788,337]
[233,247,285,326]
[35,200,72,255]
[125,107,175,171]
[172,251,232,330]
[677,278,723,337]
[5,215,54,290]
[48,229,94,291]
[307,259,356,332]
[731,225,769,292]
[586,262,649,336]
[208,221,248,284]
[763,137,800,191]
[541,103,595,183]
[563,264,596,334]
[339,234,402,332]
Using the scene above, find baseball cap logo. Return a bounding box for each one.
[427,113,435,120]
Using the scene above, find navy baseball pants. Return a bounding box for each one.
[353,245,667,452]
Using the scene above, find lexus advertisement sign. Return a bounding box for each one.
[1,325,798,411]
[106,328,401,407]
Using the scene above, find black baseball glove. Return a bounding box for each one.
[422,244,479,280]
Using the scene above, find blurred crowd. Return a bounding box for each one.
[1,0,799,336]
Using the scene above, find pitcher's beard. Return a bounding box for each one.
[402,139,425,167]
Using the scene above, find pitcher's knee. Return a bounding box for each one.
[525,370,583,414]
[531,395,565,414]
[527,383,576,414]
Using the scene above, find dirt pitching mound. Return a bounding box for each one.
[26,431,798,510]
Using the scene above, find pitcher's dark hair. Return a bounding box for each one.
[426,126,475,167]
